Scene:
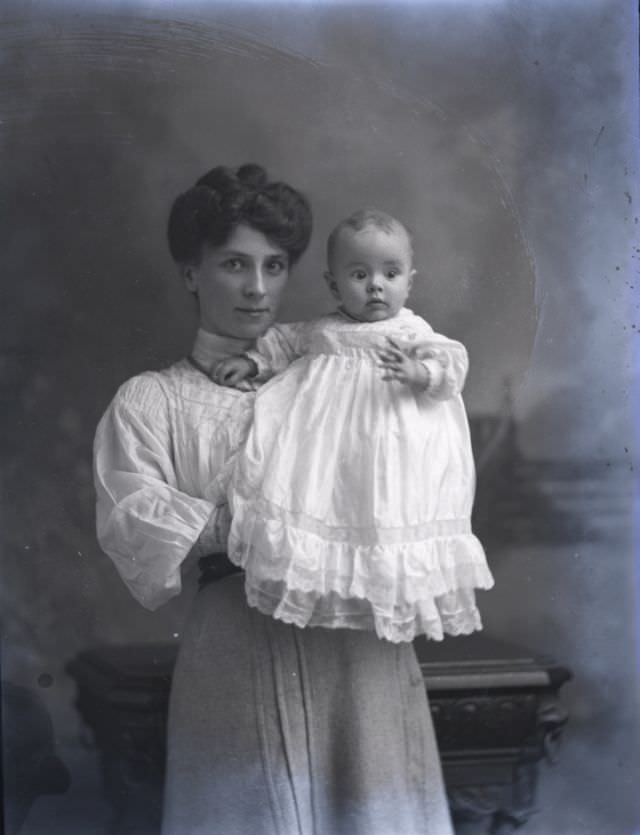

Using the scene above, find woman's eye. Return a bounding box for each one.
[222,258,244,272]
[266,260,286,275]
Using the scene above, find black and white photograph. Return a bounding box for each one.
[1,1,638,834]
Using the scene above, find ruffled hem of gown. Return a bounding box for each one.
[244,582,485,643]
[228,499,494,643]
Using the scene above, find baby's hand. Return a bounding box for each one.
[212,356,258,389]
[377,338,431,390]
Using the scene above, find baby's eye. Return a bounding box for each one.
[386,268,400,279]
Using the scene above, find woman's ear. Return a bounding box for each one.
[324,271,341,300]
[181,263,199,295]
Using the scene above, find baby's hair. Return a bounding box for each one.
[167,163,312,266]
[326,208,414,269]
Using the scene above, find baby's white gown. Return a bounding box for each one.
[228,308,493,643]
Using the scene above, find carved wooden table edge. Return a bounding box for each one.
[415,633,572,833]
[66,633,572,834]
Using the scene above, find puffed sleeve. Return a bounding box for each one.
[411,318,469,400]
[93,374,219,611]
[246,322,310,380]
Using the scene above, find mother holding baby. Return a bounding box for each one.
[93,164,454,835]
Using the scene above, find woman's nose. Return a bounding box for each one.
[243,265,267,297]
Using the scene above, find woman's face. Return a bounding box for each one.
[183,224,290,340]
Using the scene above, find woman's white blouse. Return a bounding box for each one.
[93,358,253,611]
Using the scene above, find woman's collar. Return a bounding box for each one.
[190,328,254,373]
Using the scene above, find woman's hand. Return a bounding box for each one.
[212,356,258,389]
[377,338,432,390]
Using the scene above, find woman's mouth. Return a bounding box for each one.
[236,308,270,318]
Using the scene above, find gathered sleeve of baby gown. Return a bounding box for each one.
[414,321,469,401]
[93,374,222,611]
[246,322,310,381]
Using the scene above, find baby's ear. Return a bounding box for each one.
[324,271,341,300]
[408,267,417,290]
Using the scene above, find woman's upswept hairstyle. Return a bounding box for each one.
[167,163,312,266]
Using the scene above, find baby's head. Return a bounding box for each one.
[324,209,415,322]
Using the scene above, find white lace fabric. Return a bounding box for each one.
[228,309,494,642]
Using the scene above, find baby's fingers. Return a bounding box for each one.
[221,372,238,385]
[211,364,226,384]
[381,373,406,384]
[215,364,243,386]
[380,364,404,380]
[386,337,404,352]
[377,348,404,364]
[235,379,254,392]
[377,359,402,375]
[386,337,412,357]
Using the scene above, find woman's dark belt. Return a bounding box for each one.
[198,553,243,590]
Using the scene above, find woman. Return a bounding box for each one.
[93,164,454,835]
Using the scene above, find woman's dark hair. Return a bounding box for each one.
[167,164,312,266]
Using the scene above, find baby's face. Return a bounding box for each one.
[325,224,415,322]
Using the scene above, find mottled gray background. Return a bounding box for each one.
[1,1,638,833]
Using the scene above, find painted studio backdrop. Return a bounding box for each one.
[1,2,638,834]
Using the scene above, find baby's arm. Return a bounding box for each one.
[212,356,258,389]
[414,333,469,400]
[378,325,469,400]
[214,323,309,389]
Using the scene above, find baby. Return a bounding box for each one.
[216,209,493,642]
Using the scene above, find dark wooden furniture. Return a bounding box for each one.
[66,644,175,835]
[414,634,571,833]
[66,634,571,834]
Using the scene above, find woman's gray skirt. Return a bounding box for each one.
[162,574,453,835]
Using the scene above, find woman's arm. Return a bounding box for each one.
[93,375,226,611]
